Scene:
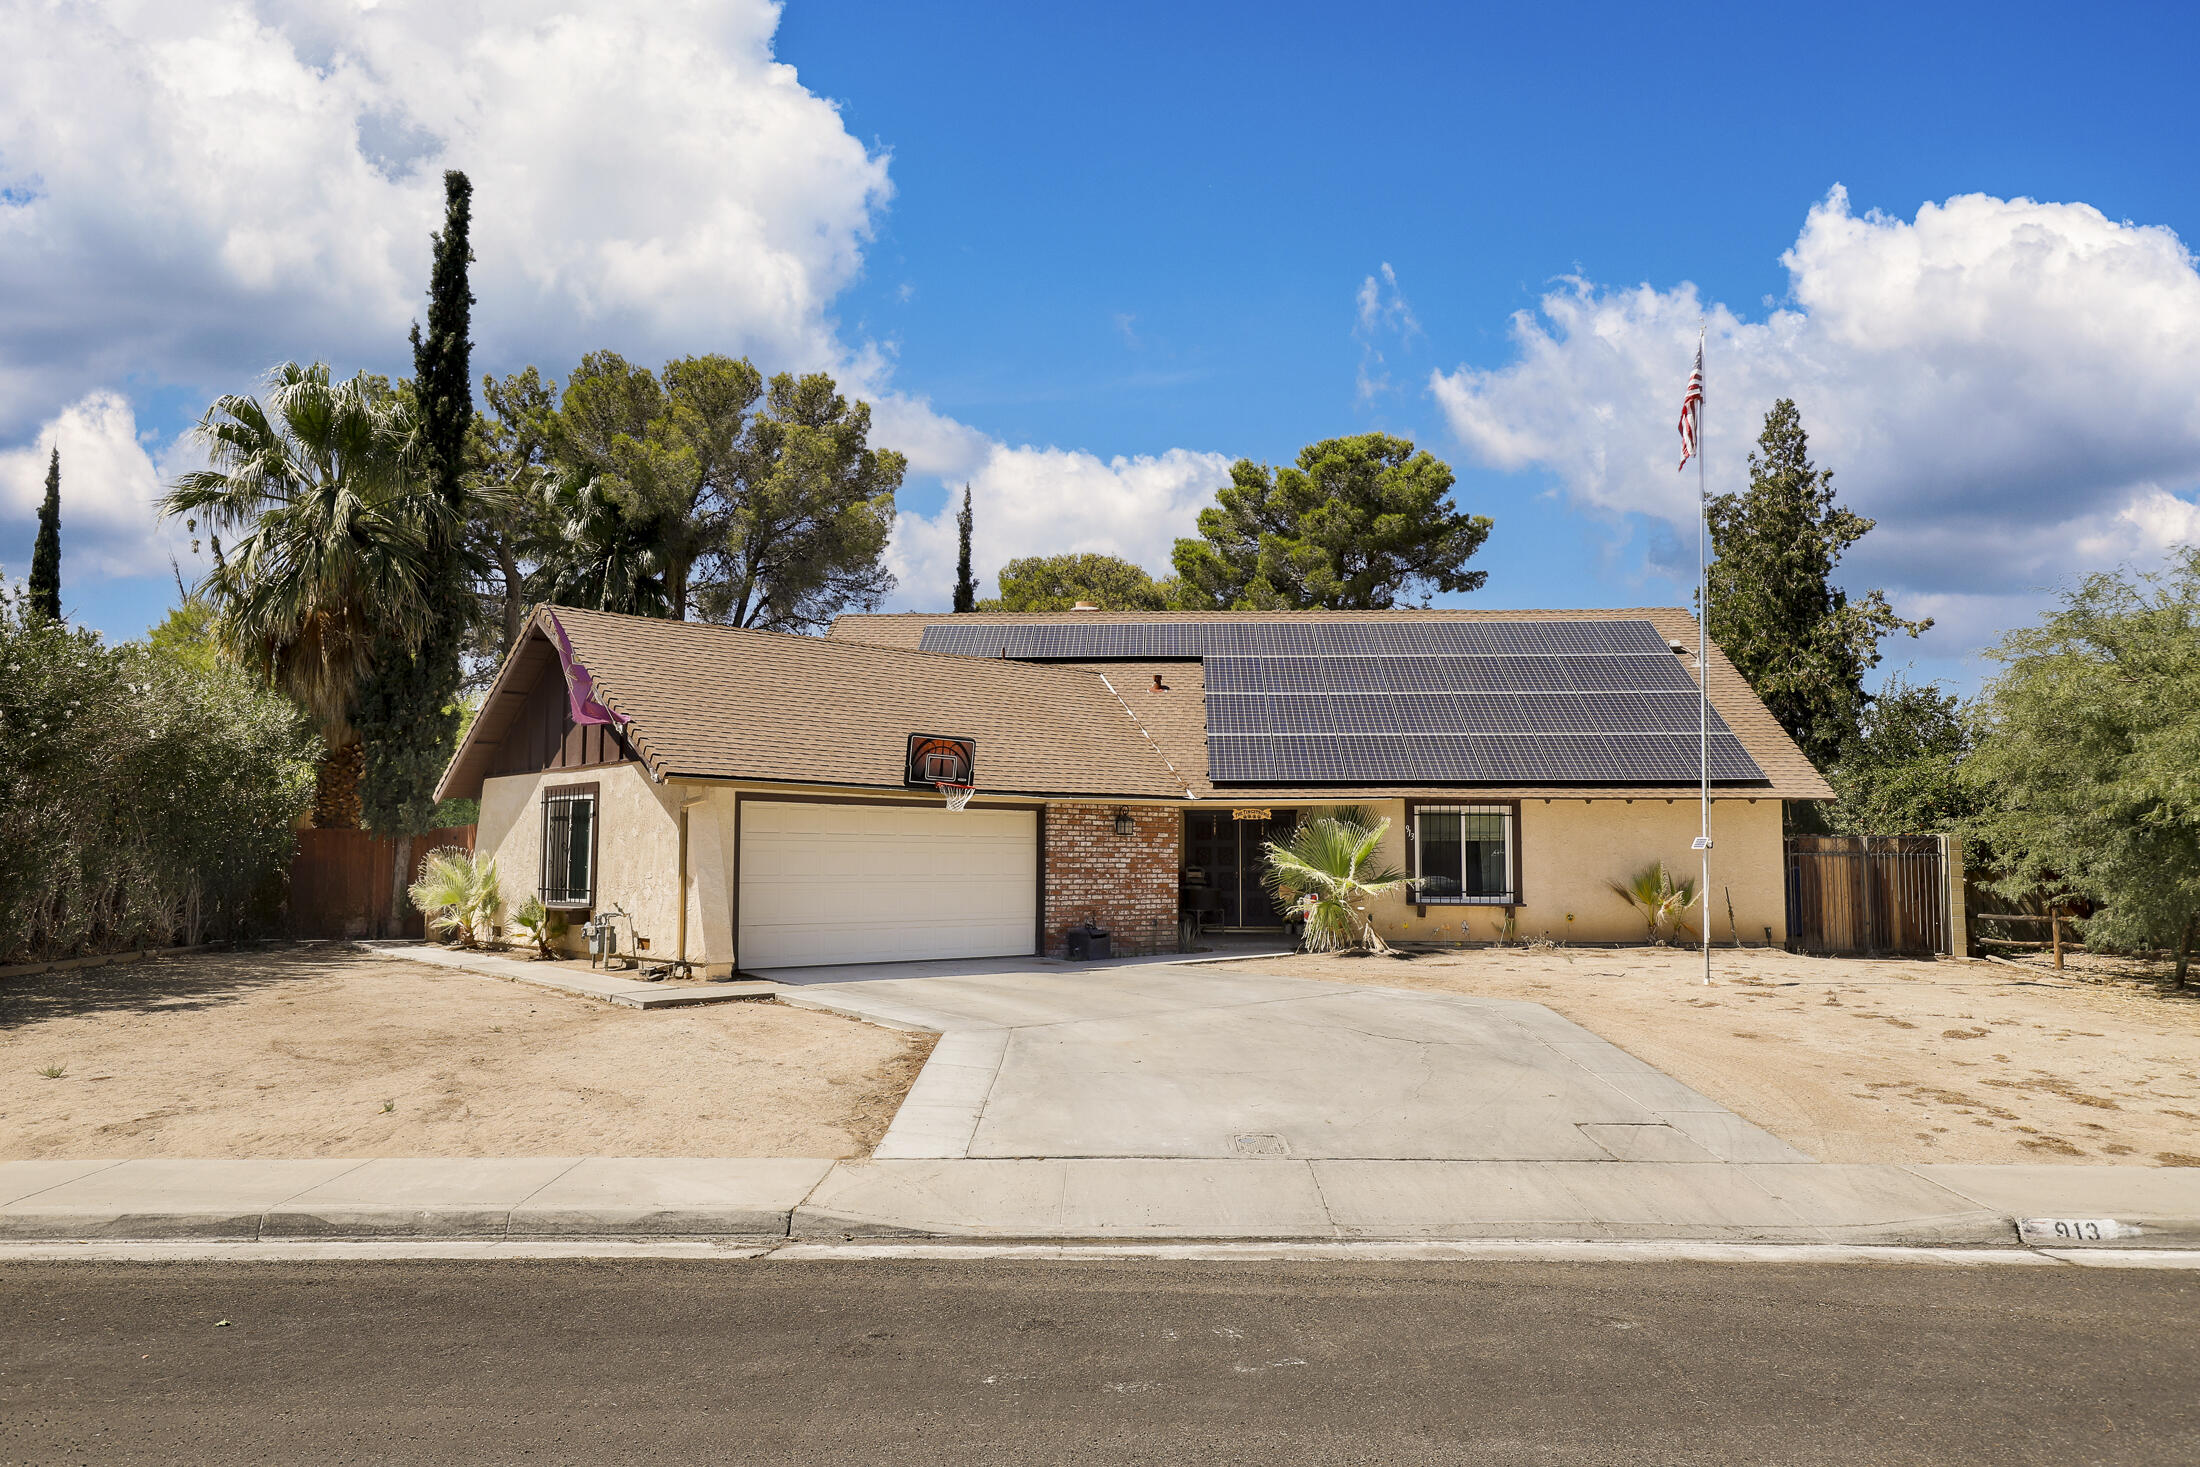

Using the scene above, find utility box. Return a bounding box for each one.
[1065,922,1112,961]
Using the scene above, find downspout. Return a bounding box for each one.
[676,789,707,974]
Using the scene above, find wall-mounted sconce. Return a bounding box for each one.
[1113,809,1136,837]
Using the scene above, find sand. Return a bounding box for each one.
[1227,945,2200,1166]
[0,946,932,1160]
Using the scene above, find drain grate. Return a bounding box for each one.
[1232,1133,1289,1157]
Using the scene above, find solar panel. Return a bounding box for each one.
[1205,691,1734,737]
[907,616,1769,786]
[916,619,1674,660]
[1209,733,1765,785]
[1201,654,1699,694]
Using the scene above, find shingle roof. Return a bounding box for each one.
[830,608,1834,801]
[437,607,1192,802]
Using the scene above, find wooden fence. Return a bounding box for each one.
[289,825,477,940]
[1784,835,1952,958]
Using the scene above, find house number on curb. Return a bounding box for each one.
[2017,1217,2133,1244]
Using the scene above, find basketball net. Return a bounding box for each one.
[936,780,975,812]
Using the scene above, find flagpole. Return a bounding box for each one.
[1696,323,1711,986]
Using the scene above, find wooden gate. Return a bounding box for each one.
[289,825,476,940]
[1784,835,1950,957]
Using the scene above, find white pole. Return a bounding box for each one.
[1697,323,1712,986]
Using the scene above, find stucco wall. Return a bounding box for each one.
[1347,796,1788,946]
[475,763,685,962]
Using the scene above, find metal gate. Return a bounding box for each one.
[1784,835,1950,957]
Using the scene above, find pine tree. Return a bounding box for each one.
[355,170,475,932]
[28,447,60,620]
[1706,399,1929,771]
[952,485,977,612]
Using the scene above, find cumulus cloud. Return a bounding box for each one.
[0,0,887,428]
[887,441,1233,605]
[1430,188,2200,648]
[0,0,1230,615]
[0,392,194,579]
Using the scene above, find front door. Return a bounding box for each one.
[1184,810,1296,928]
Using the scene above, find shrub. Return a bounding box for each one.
[407,847,502,948]
[0,583,316,963]
[509,894,562,959]
[1262,814,1409,954]
[1606,861,1700,944]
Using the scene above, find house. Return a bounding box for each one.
[434,605,1831,974]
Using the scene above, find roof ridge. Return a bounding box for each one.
[833,607,1694,621]
[1091,670,1196,801]
[549,603,1133,683]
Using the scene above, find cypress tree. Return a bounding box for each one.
[1705,399,1929,772]
[28,447,60,620]
[355,170,475,931]
[952,485,977,612]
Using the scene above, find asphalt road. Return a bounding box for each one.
[5,1256,2196,1465]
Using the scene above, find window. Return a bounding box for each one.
[1413,804,1514,905]
[541,785,598,907]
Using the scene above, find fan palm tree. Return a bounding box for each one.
[407,846,502,947]
[1607,860,1701,944]
[160,364,439,822]
[528,467,675,618]
[1262,813,1411,954]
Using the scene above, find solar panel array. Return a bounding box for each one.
[916,619,1672,660]
[913,618,1768,788]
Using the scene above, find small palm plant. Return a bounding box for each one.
[1262,814,1411,954]
[509,894,562,959]
[408,847,502,948]
[1607,861,1700,944]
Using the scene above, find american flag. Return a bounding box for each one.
[1676,340,1703,471]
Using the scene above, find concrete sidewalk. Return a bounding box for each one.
[6,1156,2199,1248]
[357,940,775,1008]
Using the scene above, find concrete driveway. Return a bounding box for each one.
[770,961,1811,1165]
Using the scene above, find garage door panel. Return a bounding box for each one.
[738,801,1038,968]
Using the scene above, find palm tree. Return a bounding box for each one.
[1606,861,1701,944]
[407,846,502,947]
[1262,813,1412,953]
[529,468,674,618]
[160,363,438,823]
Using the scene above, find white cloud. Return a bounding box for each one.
[888,445,1233,605]
[0,391,193,579]
[1354,262,1419,403]
[1429,188,2200,643]
[0,0,1231,618]
[0,0,888,428]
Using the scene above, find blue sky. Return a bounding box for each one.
[5,1,2198,692]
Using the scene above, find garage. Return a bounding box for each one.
[737,800,1040,969]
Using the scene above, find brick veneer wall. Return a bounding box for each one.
[1043,803,1181,956]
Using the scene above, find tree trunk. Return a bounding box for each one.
[311,743,364,828]
[387,833,414,940]
[498,543,526,655]
[2176,915,2193,991]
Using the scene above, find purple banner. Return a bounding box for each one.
[547,612,628,728]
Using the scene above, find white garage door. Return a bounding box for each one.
[738,801,1038,968]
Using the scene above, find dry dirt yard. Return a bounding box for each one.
[1234,945,2200,1167]
[0,946,931,1160]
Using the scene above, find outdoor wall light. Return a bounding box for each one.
[1113,810,1136,837]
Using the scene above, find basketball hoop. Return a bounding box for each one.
[936,780,976,812]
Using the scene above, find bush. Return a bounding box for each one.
[0,584,317,963]
[1607,861,1700,944]
[408,846,502,948]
